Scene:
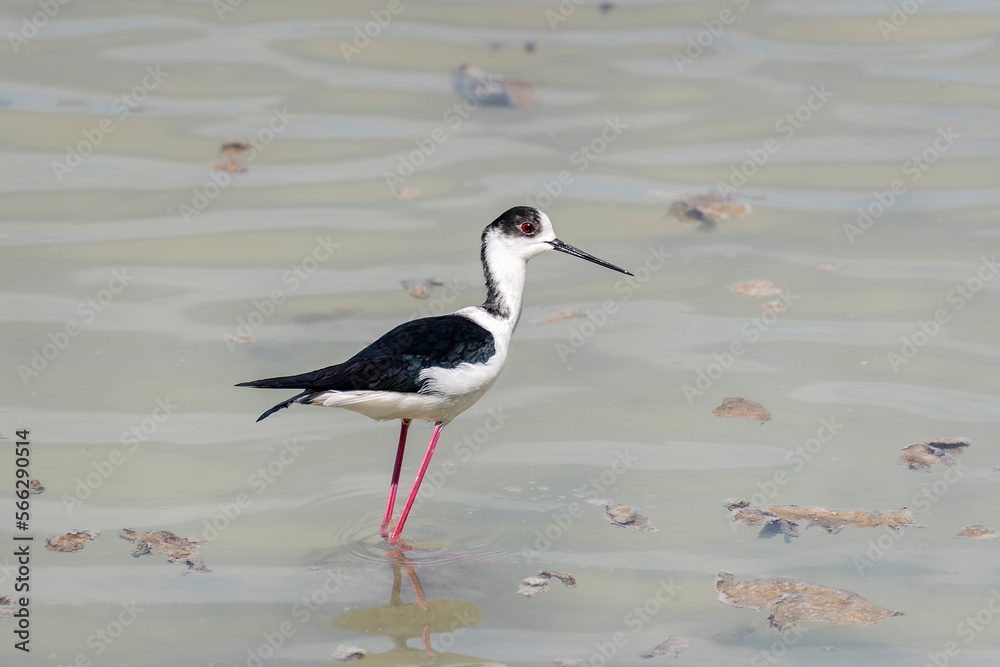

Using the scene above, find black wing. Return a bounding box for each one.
[236,314,495,420]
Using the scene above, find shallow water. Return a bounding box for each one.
[3,1,1000,665]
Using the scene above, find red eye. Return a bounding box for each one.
[521,222,535,235]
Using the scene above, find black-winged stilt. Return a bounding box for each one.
[237,206,631,543]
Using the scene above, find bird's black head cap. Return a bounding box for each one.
[485,206,544,240]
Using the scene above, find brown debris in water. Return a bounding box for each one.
[766,504,919,534]
[400,277,443,299]
[119,529,211,574]
[669,192,751,231]
[725,499,921,538]
[956,524,1000,540]
[519,570,577,597]
[712,397,771,423]
[45,529,100,553]
[518,576,550,597]
[225,333,254,345]
[329,645,367,663]
[605,503,658,533]
[540,570,577,587]
[214,141,250,173]
[220,140,250,156]
[537,309,586,325]
[393,186,423,200]
[898,438,971,472]
[452,64,536,107]
[30,479,45,494]
[639,635,689,659]
[212,158,246,174]
[769,592,901,633]
[724,499,798,541]
[728,280,782,298]
[715,571,902,632]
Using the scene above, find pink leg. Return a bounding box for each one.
[388,422,444,543]
[403,563,430,611]
[380,419,411,537]
[421,624,436,656]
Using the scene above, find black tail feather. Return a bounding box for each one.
[257,400,292,422]
[239,386,315,422]
[236,376,308,389]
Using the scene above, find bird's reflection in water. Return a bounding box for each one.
[325,545,503,667]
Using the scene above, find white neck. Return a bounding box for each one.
[481,239,528,331]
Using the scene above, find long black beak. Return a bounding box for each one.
[549,238,633,276]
